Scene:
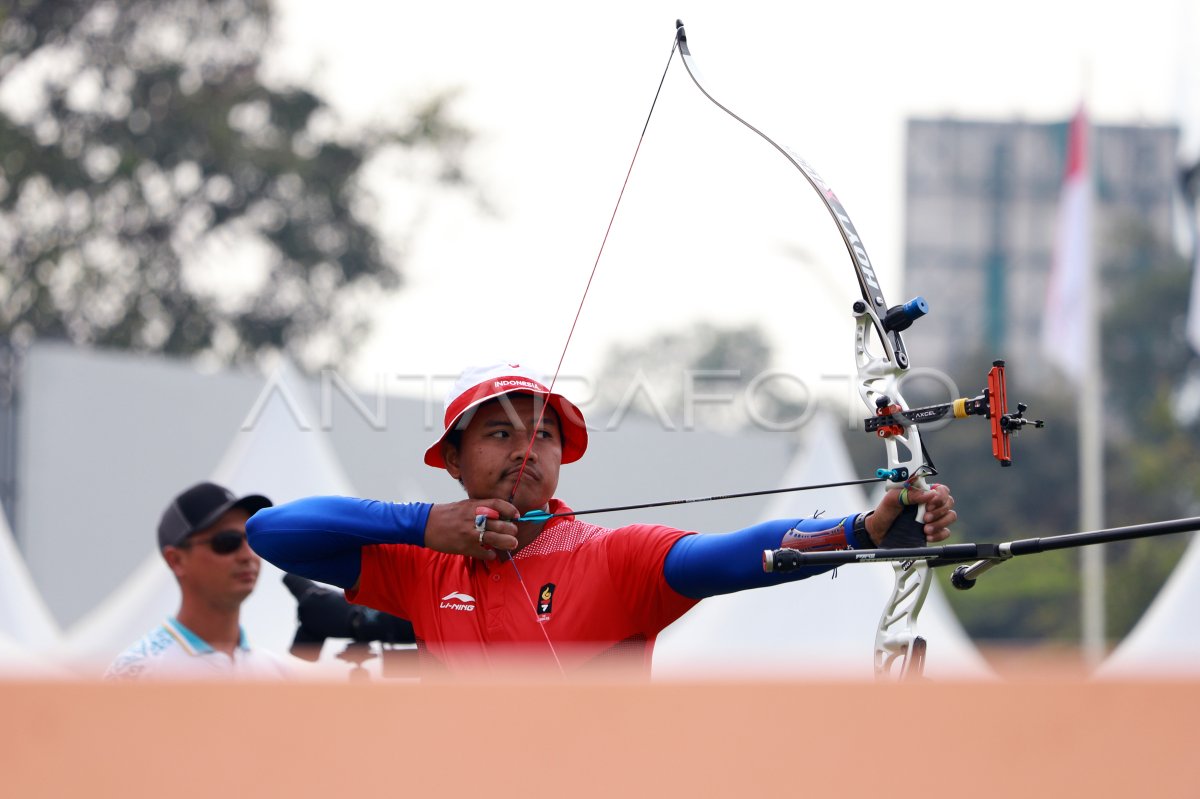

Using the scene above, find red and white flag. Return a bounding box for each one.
[1041,105,1093,383]
[1190,208,1200,352]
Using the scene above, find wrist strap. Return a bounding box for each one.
[851,512,875,549]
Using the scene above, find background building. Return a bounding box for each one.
[903,117,1180,383]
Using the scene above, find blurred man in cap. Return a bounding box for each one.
[105,482,291,680]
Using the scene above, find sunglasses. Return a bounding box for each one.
[181,530,247,555]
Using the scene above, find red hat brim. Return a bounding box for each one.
[423,378,588,468]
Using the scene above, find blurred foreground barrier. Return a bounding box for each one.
[1,676,1197,797]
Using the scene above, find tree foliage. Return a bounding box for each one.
[0,0,475,368]
[591,322,784,432]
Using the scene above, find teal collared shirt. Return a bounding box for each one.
[104,617,290,681]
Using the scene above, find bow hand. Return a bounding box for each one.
[867,484,956,547]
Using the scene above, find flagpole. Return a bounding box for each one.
[1040,102,1106,667]
[1079,307,1106,667]
[1078,108,1106,669]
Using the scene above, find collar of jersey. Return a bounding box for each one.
[515,498,574,557]
[166,617,250,655]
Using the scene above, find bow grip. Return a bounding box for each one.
[881,503,927,549]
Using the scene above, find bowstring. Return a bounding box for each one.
[501,34,681,671]
[508,37,678,497]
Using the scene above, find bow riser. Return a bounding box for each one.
[854,305,929,491]
[875,561,931,679]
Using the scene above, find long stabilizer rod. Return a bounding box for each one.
[763,515,1200,590]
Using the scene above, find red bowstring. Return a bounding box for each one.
[501,36,680,673]
[508,36,678,498]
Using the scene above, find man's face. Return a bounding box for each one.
[444,394,563,512]
[165,507,260,609]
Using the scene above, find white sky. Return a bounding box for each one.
[269,0,1200,397]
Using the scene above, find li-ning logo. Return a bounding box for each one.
[440,591,476,611]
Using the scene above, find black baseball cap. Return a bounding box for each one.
[157,482,273,550]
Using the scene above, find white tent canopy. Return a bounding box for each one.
[653,412,993,680]
[60,360,365,674]
[0,499,60,652]
[1097,532,1200,678]
[0,629,73,678]
[0,499,71,678]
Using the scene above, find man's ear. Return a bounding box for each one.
[443,442,462,479]
[162,547,187,578]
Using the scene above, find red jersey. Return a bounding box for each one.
[346,500,698,676]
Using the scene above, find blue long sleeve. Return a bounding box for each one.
[246,496,432,589]
[663,515,857,599]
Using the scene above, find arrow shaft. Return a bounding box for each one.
[520,476,888,523]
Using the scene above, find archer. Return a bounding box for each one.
[246,363,956,677]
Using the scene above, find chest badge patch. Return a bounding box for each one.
[537,583,556,620]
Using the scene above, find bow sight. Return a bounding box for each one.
[867,360,1044,467]
[863,296,1044,469]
